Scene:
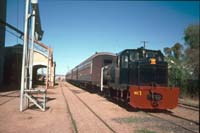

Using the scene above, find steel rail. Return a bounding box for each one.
[64,83,116,133]
[146,112,199,133]
[178,103,199,111]
[61,84,78,133]
[0,91,19,106]
[0,91,19,98]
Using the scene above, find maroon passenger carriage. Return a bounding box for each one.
[66,52,116,89]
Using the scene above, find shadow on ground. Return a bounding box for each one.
[23,96,56,112]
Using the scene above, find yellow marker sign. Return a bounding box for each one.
[150,58,156,64]
[134,91,142,96]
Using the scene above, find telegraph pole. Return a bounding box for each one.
[141,41,148,49]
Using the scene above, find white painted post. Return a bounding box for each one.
[100,67,104,92]
[20,0,30,112]
[49,50,51,84]
[29,9,36,89]
[31,0,38,4]
[46,49,50,89]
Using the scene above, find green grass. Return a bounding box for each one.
[113,116,148,124]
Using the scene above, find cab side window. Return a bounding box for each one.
[117,56,120,67]
[121,55,128,68]
[130,52,139,61]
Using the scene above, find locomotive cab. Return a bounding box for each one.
[119,47,168,86]
[105,47,168,87]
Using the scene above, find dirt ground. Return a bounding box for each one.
[64,82,199,133]
[0,82,199,133]
[0,85,73,133]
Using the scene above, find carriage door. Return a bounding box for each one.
[103,59,112,66]
[120,52,129,84]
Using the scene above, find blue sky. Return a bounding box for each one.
[5,1,200,75]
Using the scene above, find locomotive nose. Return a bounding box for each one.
[147,91,163,101]
[147,91,163,107]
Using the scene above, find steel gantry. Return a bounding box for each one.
[20,0,46,112]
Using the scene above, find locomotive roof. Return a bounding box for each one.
[118,47,162,55]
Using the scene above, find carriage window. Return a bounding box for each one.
[130,52,139,61]
[157,55,163,61]
[121,55,128,68]
[146,52,155,58]
[117,56,119,67]
[104,59,112,66]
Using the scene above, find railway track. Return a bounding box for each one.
[0,90,19,106]
[62,83,116,133]
[63,82,198,133]
[178,103,199,112]
[61,84,78,133]
[145,111,199,133]
[0,90,19,97]
[166,111,199,125]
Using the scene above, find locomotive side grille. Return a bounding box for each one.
[140,64,167,86]
[129,63,138,85]
[129,62,168,86]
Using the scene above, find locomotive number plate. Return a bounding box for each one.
[134,91,142,96]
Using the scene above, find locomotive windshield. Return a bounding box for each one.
[129,49,164,62]
[145,51,164,62]
[129,51,139,62]
[119,48,167,86]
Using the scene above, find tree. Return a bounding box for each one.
[163,47,172,57]
[164,43,183,60]
[184,24,199,49]
[184,24,199,79]
[163,43,184,90]
[171,42,183,60]
[164,24,200,97]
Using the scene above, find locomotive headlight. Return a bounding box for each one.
[154,93,162,101]
[150,58,156,64]
[147,92,163,101]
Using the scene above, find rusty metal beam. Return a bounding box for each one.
[0,18,24,37]
[34,40,49,50]
[0,19,49,50]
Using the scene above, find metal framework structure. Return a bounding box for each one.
[0,18,55,88]
[20,0,46,112]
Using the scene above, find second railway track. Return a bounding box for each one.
[61,83,116,133]
[0,90,19,106]
[61,82,199,133]
[145,110,199,133]
[178,103,199,112]
[61,84,78,133]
